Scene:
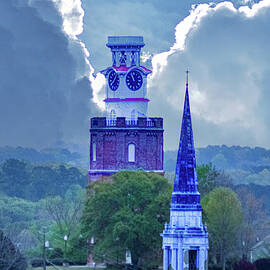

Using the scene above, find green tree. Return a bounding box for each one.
[43,185,85,237]
[202,187,243,270]
[197,163,232,198]
[197,163,219,197]
[82,171,171,267]
[1,159,30,198]
[0,229,27,270]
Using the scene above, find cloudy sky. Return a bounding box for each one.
[0,0,269,151]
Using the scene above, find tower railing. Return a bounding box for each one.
[92,117,163,129]
[107,120,117,126]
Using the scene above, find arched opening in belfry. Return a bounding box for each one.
[131,109,136,121]
[110,109,116,120]
[128,143,135,162]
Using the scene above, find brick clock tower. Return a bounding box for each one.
[89,36,164,181]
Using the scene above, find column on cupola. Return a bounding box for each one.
[163,247,169,270]
[171,247,178,270]
[177,246,183,270]
[112,51,116,66]
[199,248,208,270]
[183,250,189,269]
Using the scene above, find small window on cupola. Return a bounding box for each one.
[110,109,116,120]
[128,144,135,162]
[131,109,136,121]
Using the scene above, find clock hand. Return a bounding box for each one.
[131,72,135,82]
[111,74,117,84]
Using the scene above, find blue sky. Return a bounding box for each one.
[0,0,269,151]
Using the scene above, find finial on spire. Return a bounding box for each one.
[186,69,189,89]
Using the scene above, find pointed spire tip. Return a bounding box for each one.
[186,69,189,89]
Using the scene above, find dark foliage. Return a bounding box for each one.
[50,257,65,266]
[0,158,87,201]
[233,259,256,270]
[0,230,27,270]
[254,258,270,270]
[49,247,64,259]
[30,258,45,267]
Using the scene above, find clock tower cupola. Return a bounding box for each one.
[101,36,151,121]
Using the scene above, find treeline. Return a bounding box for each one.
[2,145,270,175]
[165,145,270,171]
[165,145,270,188]
[0,146,81,164]
[0,159,88,201]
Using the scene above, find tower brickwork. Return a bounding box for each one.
[89,36,164,181]
[162,72,208,270]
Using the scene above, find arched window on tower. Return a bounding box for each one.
[110,109,116,126]
[128,143,135,162]
[110,109,116,120]
[130,109,136,126]
[131,109,136,121]
[92,142,96,162]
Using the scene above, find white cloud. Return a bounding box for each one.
[52,0,84,37]
[148,0,270,149]
[52,0,106,111]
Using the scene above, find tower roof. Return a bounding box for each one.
[107,36,145,48]
[173,70,198,193]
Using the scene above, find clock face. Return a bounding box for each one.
[108,70,120,91]
[126,70,143,91]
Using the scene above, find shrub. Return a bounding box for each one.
[31,258,45,267]
[254,258,270,270]
[233,259,256,270]
[49,247,63,259]
[50,257,64,266]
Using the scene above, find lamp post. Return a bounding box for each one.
[87,237,95,267]
[64,235,68,260]
[41,227,49,270]
[115,237,120,263]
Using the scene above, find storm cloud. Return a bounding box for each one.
[0,0,97,149]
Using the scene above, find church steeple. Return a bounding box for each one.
[171,70,201,210]
[174,70,198,193]
[162,71,208,270]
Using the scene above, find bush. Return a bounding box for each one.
[254,258,270,270]
[31,258,45,267]
[49,247,63,259]
[233,259,256,270]
[50,257,64,266]
[208,265,221,270]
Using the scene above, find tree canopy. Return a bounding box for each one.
[82,171,171,267]
[0,159,88,201]
[202,187,243,270]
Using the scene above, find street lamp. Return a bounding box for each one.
[87,237,95,267]
[64,235,68,260]
[115,237,120,263]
